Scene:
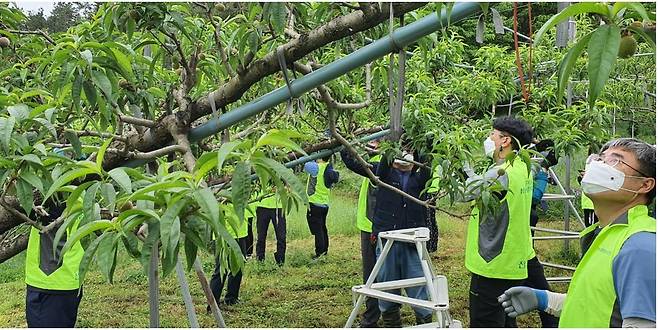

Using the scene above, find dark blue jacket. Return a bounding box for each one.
[340,149,431,235]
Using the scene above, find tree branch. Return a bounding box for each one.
[293,61,372,110]
[7,29,55,45]
[63,129,127,143]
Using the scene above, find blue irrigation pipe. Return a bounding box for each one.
[123,3,480,168]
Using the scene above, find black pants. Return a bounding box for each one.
[307,204,330,257]
[256,207,286,264]
[26,286,83,328]
[210,237,247,304]
[523,256,559,327]
[469,273,523,328]
[360,231,380,327]
[583,209,598,227]
[245,217,254,257]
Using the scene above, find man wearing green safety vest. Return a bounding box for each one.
[304,155,340,259]
[499,138,656,328]
[210,204,251,307]
[463,116,534,327]
[25,200,85,328]
[255,190,287,265]
[354,140,382,327]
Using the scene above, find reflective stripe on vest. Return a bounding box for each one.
[559,205,656,328]
[356,155,381,232]
[465,159,534,279]
[25,216,84,290]
[307,162,330,206]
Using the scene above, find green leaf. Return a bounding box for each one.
[216,140,243,172]
[193,151,218,183]
[126,17,136,41]
[72,73,83,111]
[96,231,119,283]
[194,187,220,224]
[122,231,141,259]
[83,182,101,223]
[82,80,98,107]
[111,47,135,81]
[96,137,114,171]
[16,178,33,215]
[100,182,116,213]
[80,49,93,66]
[231,161,251,222]
[7,104,29,123]
[64,131,83,159]
[556,31,593,104]
[20,154,43,166]
[126,181,188,202]
[44,167,99,201]
[628,24,656,50]
[268,2,287,35]
[183,235,198,271]
[77,231,106,285]
[534,2,610,46]
[108,167,132,193]
[61,219,114,257]
[255,129,306,155]
[0,116,15,153]
[33,118,57,139]
[254,157,308,207]
[20,170,44,194]
[587,25,621,108]
[91,70,112,99]
[613,2,652,22]
[159,198,187,269]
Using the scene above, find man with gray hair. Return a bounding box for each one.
[498,138,656,328]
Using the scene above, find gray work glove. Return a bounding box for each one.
[497,286,545,318]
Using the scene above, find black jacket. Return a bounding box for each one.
[340,149,431,235]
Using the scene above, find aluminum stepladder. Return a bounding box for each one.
[345,227,461,328]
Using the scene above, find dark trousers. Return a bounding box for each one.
[583,209,598,227]
[210,237,247,304]
[26,286,83,328]
[256,207,286,264]
[523,256,559,327]
[360,231,380,327]
[245,217,254,257]
[307,204,330,257]
[469,273,523,328]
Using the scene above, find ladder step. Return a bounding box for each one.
[379,228,431,243]
[533,235,580,240]
[361,276,450,306]
[542,193,576,200]
[353,287,449,311]
[540,262,576,271]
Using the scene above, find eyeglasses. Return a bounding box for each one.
[586,153,650,177]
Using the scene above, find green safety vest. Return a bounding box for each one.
[581,193,594,210]
[307,162,330,206]
[258,194,279,209]
[356,155,381,232]
[559,205,656,328]
[465,158,534,279]
[25,215,84,290]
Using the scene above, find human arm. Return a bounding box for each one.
[498,287,566,318]
[339,149,379,178]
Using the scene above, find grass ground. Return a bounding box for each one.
[0,175,582,327]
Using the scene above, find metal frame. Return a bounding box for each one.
[345,228,460,328]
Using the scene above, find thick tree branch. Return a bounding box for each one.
[7,29,55,45]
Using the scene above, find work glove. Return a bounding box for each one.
[497,286,547,318]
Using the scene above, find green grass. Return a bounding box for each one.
[0,188,579,328]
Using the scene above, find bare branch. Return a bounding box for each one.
[7,29,55,45]
[63,129,127,143]
[118,114,156,128]
[294,62,372,110]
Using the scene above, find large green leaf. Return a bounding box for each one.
[628,24,656,50]
[61,219,114,256]
[100,182,116,213]
[193,151,218,183]
[110,47,135,81]
[108,167,132,193]
[15,178,33,215]
[44,167,99,201]
[231,161,251,222]
[254,157,308,207]
[194,187,220,224]
[78,231,108,285]
[91,70,112,99]
[96,231,119,283]
[126,181,188,202]
[255,129,306,155]
[96,137,114,171]
[7,104,29,123]
[587,25,621,108]
[556,31,593,104]
[63,131,83,159]
[159,198,187,270]
[534,2,610,46]
[72,73,83,111]
[83,182,100,223]
[0,116,15,153]
[216,140,243,173]
[613,2,653,22]
[20,170,44,194]
[268,2,287,36]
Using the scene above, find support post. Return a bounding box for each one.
[563,155,571,252]
[148,244,160,328]
[193,258,227,327]
[175,259,200,328]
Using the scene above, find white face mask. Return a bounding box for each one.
[394,151,414,167]
[581,161,642,195]
[483,137,496,158]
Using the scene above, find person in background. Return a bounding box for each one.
[244,201,258,259]
[353,139,382,328]
[463,116,534,328]
[578,170,598,227]
[341,141,434,327]
[25,149,85,328]
[255,190,287,266]
[499,138,656,328]
[209,204,250,308]
[304,155,340,259]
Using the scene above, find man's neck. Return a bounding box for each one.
[495,148,514,164]
[594,199,641,227]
